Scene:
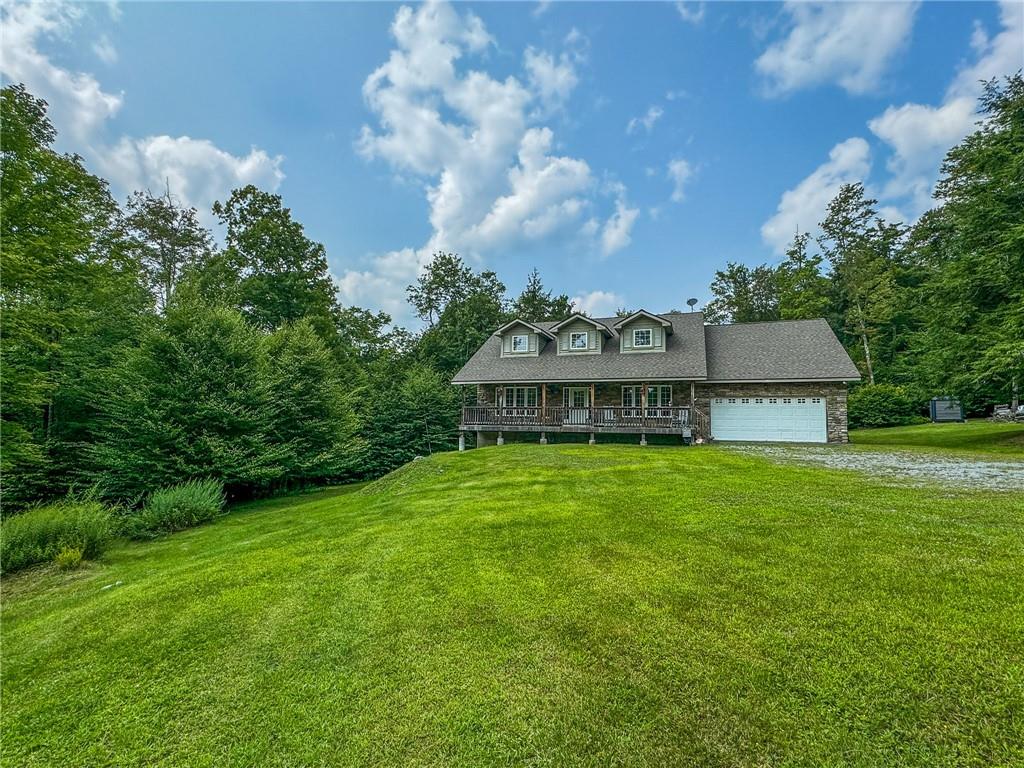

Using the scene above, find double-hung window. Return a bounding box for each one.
[569,331,588,350]
[632,328,653,348]
[511,334,528,353]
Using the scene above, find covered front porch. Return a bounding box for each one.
[460,381,709,444]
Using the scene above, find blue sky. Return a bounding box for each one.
[2,1,1021,324]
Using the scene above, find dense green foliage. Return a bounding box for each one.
[2,75,1021,515]
[706,75,1024,410]
[2,444,1022,765]
[0,84,584,511]
[847,384,927,429]
[125,479,225,539]
[0,85,150,508]
[0,500,113,573]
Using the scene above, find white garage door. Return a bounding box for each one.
[711,396,827,443]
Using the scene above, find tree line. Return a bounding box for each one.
[0,84,582,510]
[2,75,1021,511]
[704,75,1023,414]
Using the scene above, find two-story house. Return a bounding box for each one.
[452,310,861,445]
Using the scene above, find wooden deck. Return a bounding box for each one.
[461,405,708,437]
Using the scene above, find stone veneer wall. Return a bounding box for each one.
[694,382,849,444]
[474,381,849,443]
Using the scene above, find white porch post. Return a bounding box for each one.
[640,381,648,445]
[540,382,548,444]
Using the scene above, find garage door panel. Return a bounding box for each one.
[711,397,827,443]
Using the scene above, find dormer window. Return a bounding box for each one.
[570,331,588,350]
[633,328,652,348]
[511,334,528,353]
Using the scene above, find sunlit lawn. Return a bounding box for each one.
[850,419,1024,456]
[3,444,1022,767]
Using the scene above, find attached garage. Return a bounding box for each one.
[710,395,828,443]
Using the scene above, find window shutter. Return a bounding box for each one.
[653,327,662,347]
[529,334,537,352]
[589,332,596,350]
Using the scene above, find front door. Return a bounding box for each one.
[566,387,590,425]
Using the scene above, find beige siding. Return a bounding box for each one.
[557,320,602,355]
[619,320,665,353]
[499,322,542,357]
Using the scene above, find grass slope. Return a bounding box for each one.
[850,419,1024,456]
[3,446,1023,767]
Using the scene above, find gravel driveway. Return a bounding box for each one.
[730,445,1024,491]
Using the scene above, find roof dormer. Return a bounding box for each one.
[548,313,612,355]
[613,309,672,354]
[494,319,554,358]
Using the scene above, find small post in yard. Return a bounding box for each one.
[497,431,504,446]
[540,431,547,445]
[458,431,465,452]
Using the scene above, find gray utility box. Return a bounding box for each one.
[930,397,964,422]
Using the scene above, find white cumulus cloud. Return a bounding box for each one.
[92,34,118,65]
[1,1,123,141]
[675,2,706,25]
[761,137,871,254]
[755,2,919,96]
[626,105,663,135]
[524,46,579,115]
[0,0,285,219]
[97,136,284,220]
[345,2,634,320]
[571,290,624,317]
[667,158,694,203]
[761,1,1023,252]
[601,196,640,257]
[868,0,1023,216]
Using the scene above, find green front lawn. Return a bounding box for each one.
[3,446,1022,767]
[850,419,1024,456]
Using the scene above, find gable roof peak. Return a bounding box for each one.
[492,318,556,340]
[611,309,674,333]
[548,312,613,336]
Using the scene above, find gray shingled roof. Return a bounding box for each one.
[451,312,861,384]
[704,319,861,381]
[453,312,707,383]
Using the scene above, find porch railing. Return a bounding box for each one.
[461,405,697,431]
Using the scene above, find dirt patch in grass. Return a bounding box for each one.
[730,444,1024,491]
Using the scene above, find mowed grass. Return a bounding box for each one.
[3,446,1023,767]
[850,419,1024,456]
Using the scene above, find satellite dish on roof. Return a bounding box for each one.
[686,298,698,312]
